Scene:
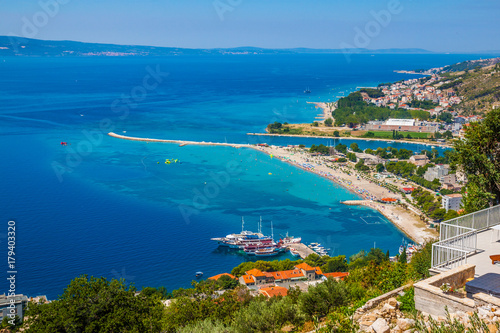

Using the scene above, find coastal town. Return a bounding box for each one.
[359,74,481,139]
[270,61,499,146]
[3,22,500,330]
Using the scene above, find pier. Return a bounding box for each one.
[108,132,250,148]
[284,243,316,259]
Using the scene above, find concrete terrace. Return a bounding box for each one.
[466,228,500,277]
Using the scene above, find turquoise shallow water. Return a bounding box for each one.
[0,53,476,298]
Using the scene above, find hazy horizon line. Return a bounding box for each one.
[4,35,500,54]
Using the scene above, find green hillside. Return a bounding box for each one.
[435,59,500,115]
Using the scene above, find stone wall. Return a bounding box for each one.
[347,264,500,332]
[427,264,475,290]
[414,264,476,317]
[356,284,410,314]
[474,292,500,308]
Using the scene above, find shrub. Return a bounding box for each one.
[397,287,415,314]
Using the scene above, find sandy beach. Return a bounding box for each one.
[108,132,437,243]
[252,145,437,244]
[307,101,335,122]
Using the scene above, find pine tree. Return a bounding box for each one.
[398,247,407,263]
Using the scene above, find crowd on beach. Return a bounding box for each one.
[253,145,436,243]
[256,146,383,201]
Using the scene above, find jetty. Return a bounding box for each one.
[108,132,250,148]
[284,243,316,259]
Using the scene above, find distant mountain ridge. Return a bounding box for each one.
[0,36,433,57]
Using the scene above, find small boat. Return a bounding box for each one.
[290,248,300,257]
[195,271,203,278]
[281,233,302,245]
[304,88,311,94]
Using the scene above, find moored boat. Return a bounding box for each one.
[211,217,272,248]
[290,248,300,257]
[211,217,299,258]
[255,248,279,256]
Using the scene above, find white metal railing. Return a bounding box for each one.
[432,244,470,271]
[431,204,500,271]
[439,224,474,240]
[442,204,500,230]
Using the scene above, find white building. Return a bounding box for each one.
[385,119,416,127]
[424,165,449,182]
[442,194,463,212]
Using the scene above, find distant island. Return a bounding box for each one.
[0,36,433,57]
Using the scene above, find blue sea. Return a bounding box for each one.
[0,53,483,299]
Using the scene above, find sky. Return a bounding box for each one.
[1,0,499,52]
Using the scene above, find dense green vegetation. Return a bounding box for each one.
[377,82,393,88]
[24,276,165,332]
[335,143,348,155]
[409,100,439,110]
[355,159,370,171]
[266,121,303,134]
[359,88,384,98]
[364,147,414,160]
[332,92,429,127]
[434,130,453,139]
[347,152,357,162]
[23,244,436,332]
[385,161,416,178]
[310,144,331,155]
[416,163,432,177]
[410,187,459,220]
[437,112,453,123]
[453,108,500,212]
[420,148,454,165]
[350,142,362,152]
